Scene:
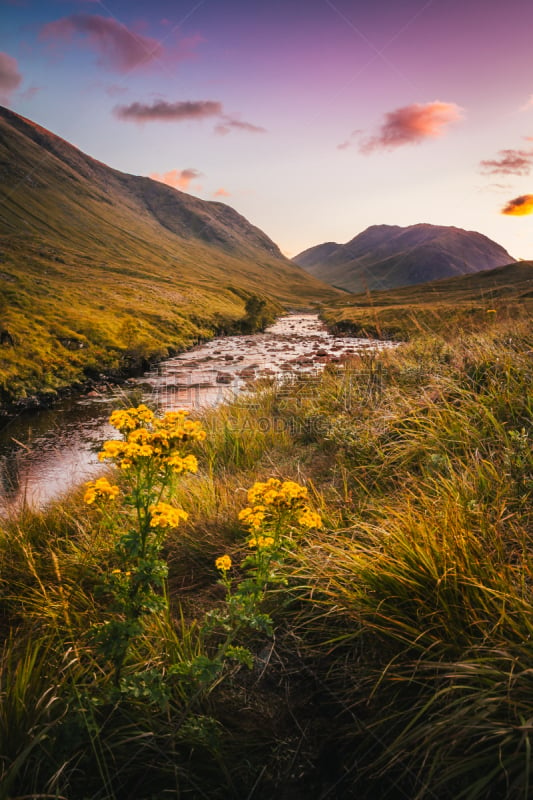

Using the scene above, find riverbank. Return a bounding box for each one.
[1,312,531,799]
[0,314,394,513]
[0,289,283,414]
[0,293,281,420]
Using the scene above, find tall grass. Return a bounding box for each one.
[0,313,531,798]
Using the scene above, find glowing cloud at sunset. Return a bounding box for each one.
[150,168,202,190]
[360,101,463,154]
[0,52,22,101]
[4,0,533,260]
[501,195,533,216]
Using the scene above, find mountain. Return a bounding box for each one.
[0,106,338,408]
[293,224,515,293]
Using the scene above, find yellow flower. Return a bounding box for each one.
[149,502,188,528]
[99,407,205,469]
[215,554,232,572]
[98,440,126,462]
[280,480,308,502]
[158,410,190,427]
[84,477,120,504]
[486,309,497,314]
[297,508,323,528]
[165,454,198,473]
[128,427,151,445]
[135,404,155,423]
[248,535,275,549]
[238,506,266,530]
[247,478,281,505]
[246,478,308,508]
[109,405,155,433]
[153,414,206,443]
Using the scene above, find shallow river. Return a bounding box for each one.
[0,314,393,512]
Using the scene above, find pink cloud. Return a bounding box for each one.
[115,99,222,122]
[0,52,22,101]
[213,188,231,197]
[39,13,197,73]
[360,101,463,154]
[150,168,203,190]
[214,117,266,136]
[480,149,533,176]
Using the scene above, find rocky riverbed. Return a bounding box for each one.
[0,315,395,511]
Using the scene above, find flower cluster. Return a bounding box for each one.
[248,534,275,549]
[109,404,155,432]
[149,502,188,529]
[238,505,266,530]
[84,476,120,505]
[247,478,309,508]
[98,406,205,471]
[296,508,323,529]
[215,555,232,573]
[238,478,322,532]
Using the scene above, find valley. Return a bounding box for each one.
[0,106,532,800]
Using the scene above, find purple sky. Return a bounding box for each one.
[2,0,533,258]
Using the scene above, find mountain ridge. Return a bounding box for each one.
[0,105,338,408]
[293,223,515,293]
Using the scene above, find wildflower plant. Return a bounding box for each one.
[84,404,205,687]
[204,479,322,674]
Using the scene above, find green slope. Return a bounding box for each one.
[320,260,533,339]
[0,106,338,408]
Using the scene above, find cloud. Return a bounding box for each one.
[360,101,463,154]
[19,85,40,101]
[114,101,264,135]
[477,182,512,193]
[0,52,22,101]
[214,117,266,136]
[106,84,128,97]
[150,168,202,190]
[114,99,222,122]
[501,194,533,216]
[480,149,533,176]
[213,188,231,197]
[337,128,362,150]
[520,94,533,111]
[39,13,197,73]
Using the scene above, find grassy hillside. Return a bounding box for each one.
[0,308,531,798]
[0,106,338,408]
[293,223,515,293]
[320,260,533,339]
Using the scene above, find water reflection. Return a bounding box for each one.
[0,315,393,512]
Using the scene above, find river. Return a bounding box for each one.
[0,314,394,513]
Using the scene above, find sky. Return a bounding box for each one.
[1,0,533,259]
